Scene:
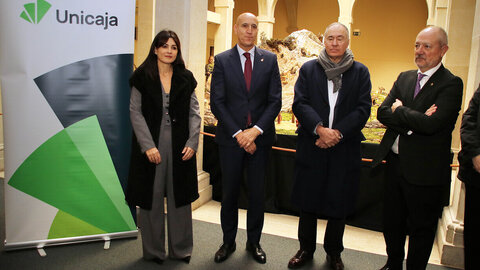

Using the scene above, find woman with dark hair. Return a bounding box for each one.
[126,30,201,264]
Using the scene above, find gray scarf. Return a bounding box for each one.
[317,48,354,93]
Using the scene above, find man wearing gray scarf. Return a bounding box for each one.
[288,23,372,270]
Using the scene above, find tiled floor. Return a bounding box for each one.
[192,200,442,265]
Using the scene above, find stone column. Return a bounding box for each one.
[0,92,3,173]
[464,1,480,96]
[257,0,277,43]
[337,0,356,34]
[432,0,449,29]
[134,0,155,68]
[285,0,298,33]
[435,0,477,269]
[426,0,436,25]
[155,0,212,210]
[442,1,474,150]
[214,0,234,56]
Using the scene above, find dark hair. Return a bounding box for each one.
[136,30,185,79]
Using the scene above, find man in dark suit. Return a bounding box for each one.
[373,26,463,270]
[210,12,282,264]
[287,22,372,270]
[458,84,480,270]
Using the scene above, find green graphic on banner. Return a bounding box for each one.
[64,115,134,228]
[20,0,51,24]
[8,116,136,237]
[48,210,106,239]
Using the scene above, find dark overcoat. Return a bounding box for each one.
[292,60,371,218]
[458,85,480,188]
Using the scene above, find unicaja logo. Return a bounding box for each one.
[20,0,51,24]
[19,0,119,30]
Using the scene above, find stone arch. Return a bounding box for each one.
[273,0,339,40]
[257,0,278,41]
[208,0,215,12]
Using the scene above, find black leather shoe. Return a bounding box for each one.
[152,258,164,265]
[182,256,191,264]
[288,249,313,268]
[378,264,398,270]
[326,254,344,270]
[246,242,266,264]
[214,242,236,263]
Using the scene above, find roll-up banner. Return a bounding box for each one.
[0,0,137,250]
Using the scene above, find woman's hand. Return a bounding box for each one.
[182,147,196,161]
[145,147,161,164]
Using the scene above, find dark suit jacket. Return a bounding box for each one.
[373,65,463,186]
[210,46,282,147]
[458,85,480,188]
[292,60,372,218]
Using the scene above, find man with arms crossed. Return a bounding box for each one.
[373,26,463,270]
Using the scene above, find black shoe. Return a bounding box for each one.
[214,242,236,263]
[246,242,266,264]
[288,249,313,268]
[182,256,191,264]
[152,258,164,265]
[326,254,344,270]
[379,264,399,270]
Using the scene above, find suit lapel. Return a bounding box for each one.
[249,47,263,97]
[403,71,418,105]
[317,64,329,105]
[335,66,352,107]
[228,46,247,92]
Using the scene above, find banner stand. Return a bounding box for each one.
[4,230,138,252]
[1,0,137,250]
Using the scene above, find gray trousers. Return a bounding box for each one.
[138,124,193,260]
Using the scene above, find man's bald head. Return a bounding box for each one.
[324,22,350,42]
[236,12,258,25]
[234,12,259,51]
[418,26,448,46]
[414,26,449,72]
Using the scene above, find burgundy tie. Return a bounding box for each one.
[244,52,252,91]
[243,52,252,126]
[414,73,427,98]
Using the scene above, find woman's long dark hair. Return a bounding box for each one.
[136,30,185,80]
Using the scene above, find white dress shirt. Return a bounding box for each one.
[327,79,339,129]
[313,77,341,134]
[232,45,263,138]
[237,45,255,72]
